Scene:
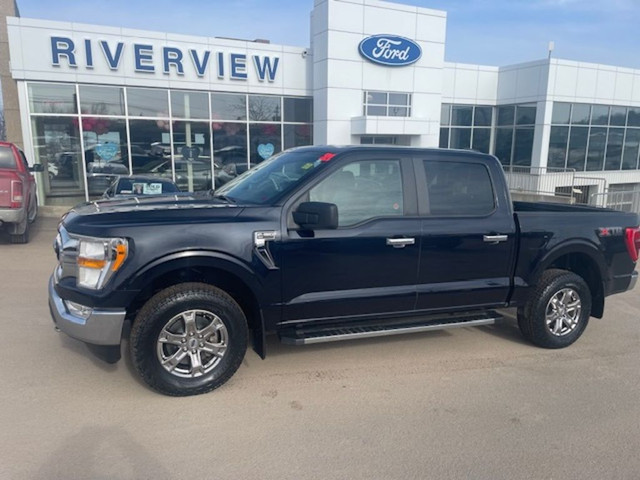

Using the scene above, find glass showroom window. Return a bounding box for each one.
[249,95,282,166]
[129,119,172,179]
[171,91,213,192]
[364,92,411,117]
[82,118,129,199]
[439,104,493,154]
[249,123,282,166]
[126,88,172,183]
[78,86,129,200]
[548,102,640,171]
[493,104,536,167]
[28,83,84,205]
[127,88,169,117]
[79,85,125,116]
[172,121,212,192]
[212,121,248,187]
[211,92,249,186]
[283,97,313,150]
[171,90,209,120]
[27,83,314,203]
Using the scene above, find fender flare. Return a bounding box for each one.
[124,250,268,357]
[126,250,264,300]
[530,240,607,286]
[528,240,607,317]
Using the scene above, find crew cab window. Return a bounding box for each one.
[0,146,17,168]
[423,160,495,216]
[309,159,403,226]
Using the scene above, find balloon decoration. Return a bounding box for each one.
[212,122,243,135]
[295,124,311,137]
[73,116,111,135]
[260,124,278,136]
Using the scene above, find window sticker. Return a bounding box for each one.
[143,183,163,195]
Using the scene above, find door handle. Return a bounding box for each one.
[483,234,508,244]
[386,237,415,248]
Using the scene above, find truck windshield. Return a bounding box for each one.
[214,150,335,204]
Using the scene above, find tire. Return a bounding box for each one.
[130,282,248,396]
[518,269,591,349]
[9,218,29,244]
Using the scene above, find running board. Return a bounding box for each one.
[279,313,500,346]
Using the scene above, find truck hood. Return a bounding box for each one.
[61,193,245,236]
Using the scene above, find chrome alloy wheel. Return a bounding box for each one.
[156,310,228,378]
[545,288,582,337]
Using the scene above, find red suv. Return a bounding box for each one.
[0,142,42,243]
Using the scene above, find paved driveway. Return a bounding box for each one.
[1,217,639,479]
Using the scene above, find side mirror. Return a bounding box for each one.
[293,202,338,230]
[30,164,44,172]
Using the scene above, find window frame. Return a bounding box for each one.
[363,91,412,118]
[415,156,498,218]
[284,152,418,230]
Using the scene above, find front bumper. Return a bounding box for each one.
[48,274,126,346]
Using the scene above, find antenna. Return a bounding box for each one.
[548,41,555,59]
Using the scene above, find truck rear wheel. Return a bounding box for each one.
[130,282,248,396]
[518,269,591,349]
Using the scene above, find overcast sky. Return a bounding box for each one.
[16,0,640,69]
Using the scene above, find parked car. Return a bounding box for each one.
[102,175,180,199]
[49,146,639,396]
[86,161,130,196]
[138,158,212,192]
[0,142,43,243]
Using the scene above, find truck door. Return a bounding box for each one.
[277,154,421,323]
[414,154,516,311]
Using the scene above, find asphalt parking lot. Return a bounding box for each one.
[1,216,640,480]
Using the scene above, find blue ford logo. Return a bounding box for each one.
[358,35,422,67]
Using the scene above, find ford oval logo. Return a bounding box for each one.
[358,34,422,67]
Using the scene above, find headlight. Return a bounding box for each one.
[77,237,128,290]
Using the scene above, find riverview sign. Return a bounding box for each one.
[50,36,280,82]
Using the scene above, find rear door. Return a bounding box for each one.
[277,152,421,323]
[414,153,516,312]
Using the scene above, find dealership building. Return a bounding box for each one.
[2,0,640,207]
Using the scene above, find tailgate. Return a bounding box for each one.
[0,170,14,208]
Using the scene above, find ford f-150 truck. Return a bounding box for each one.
[49,146,639,396]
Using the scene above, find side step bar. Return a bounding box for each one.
[279,312,500,346]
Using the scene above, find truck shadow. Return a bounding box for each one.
[0,217,59,245]
[32,425,171,480]
[475,309,530,346]
[58,334,120,373]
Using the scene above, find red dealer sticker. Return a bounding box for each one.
[318,153,336,162]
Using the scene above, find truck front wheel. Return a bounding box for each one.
[130,282,248,396]
[517,269,591,349]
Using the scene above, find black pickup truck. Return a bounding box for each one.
[49,146,639,396]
